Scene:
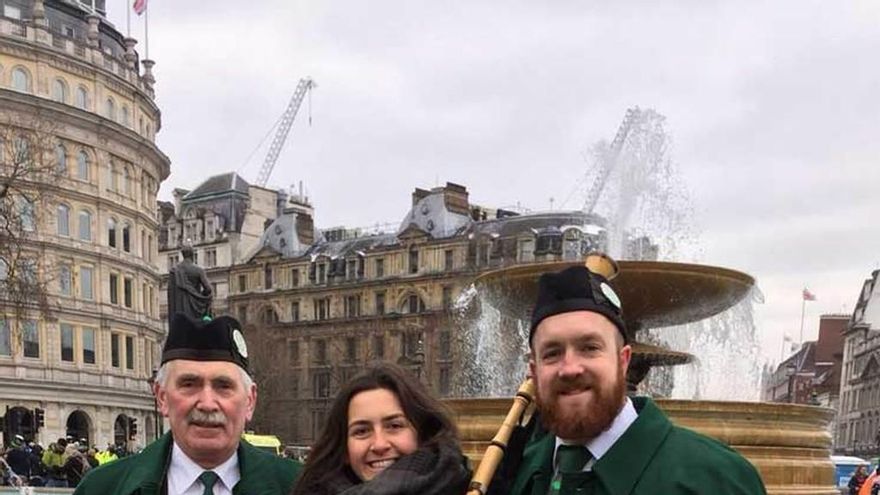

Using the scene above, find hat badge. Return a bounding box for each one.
[600,282,622,309]
[232,329,248,358]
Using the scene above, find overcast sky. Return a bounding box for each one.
[108,0,880,367]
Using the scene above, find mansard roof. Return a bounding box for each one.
[184,172,250,201]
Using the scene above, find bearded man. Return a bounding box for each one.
[74,314,300,495]
[505,265,766,495]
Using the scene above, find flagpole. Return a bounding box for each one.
[126,0,130,36]
[799,296,806,345]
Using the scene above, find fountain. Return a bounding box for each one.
[445,254,836,494]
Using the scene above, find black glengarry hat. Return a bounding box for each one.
[162,313,250,374]
[529,266,628,345]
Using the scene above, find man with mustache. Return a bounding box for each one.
[504,265,766,494]
[74,314,301,494]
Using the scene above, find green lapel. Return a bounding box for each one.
[116,432,173,495]
[511,432,555,495]
[592,397,672,495]
[233,440,299,495]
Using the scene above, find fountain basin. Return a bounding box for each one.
[446,398,836,495]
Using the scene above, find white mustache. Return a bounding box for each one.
[187,409,227,427]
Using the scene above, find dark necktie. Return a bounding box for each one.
[198,471,219,495]
[556,444,592,474]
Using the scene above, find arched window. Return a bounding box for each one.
[55,143,67,175]
[76,150,89,181]
[122,222,131,252]
[105,98,115,121]
[18,197,35,232]
[75,87,88,110]
[78,210,92,241]
[52,78,68,103]
[11,67,30,92]
[57,204,70,236]
[105,162,116,191]
[121,106,130,127]
[403,294,426,314]
[107,218,117,248]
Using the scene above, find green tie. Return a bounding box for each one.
[198,471,219,495]
[556,445,592,474]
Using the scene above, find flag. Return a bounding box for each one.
[133,0,147,15]
[802,288,816,301]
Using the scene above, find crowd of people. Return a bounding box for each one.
[0,434,131,488]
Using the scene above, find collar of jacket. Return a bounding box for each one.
[512,396,672,495]
[114,432,291,495]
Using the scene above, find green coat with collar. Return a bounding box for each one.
[73,433,301,495]
[509,397,767,495]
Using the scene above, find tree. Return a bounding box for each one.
[0,112,61,354]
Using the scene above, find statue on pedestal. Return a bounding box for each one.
[167,245,213,324]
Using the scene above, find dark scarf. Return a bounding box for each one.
[305,441,471,495]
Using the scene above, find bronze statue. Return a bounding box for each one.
[167,246,213,324]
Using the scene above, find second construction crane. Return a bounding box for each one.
[254,77,317,188]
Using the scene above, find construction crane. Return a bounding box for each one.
[581,107,641,215]
[254,78,317,187]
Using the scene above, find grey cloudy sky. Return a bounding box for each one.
[108,0,880,365]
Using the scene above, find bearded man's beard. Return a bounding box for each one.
[537,362,627,441]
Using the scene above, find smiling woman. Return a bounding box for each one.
[290,363,471,495]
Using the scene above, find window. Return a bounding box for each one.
[11,67,29,92]
[314,297,330,321]
[372,335,384,359]
[4,5,21,19]
[290,301,300,322]
[111,333,120,367]
[317,263,327,284]
[75,87,88,110]
[313,371,330,398]
[442,286,454,309]
[56,204,70,236]
[55,144,67,175]
[18,197,34,232]
[125,335,134,370]
[109,274,118,304]
[0,258,7,288]
[409,247,419,274]
[375,258,384,278]
[346,259,356,281]
[168,254,178,268]
[124,278,133,308]
[22,320,38,358]
[439,367,451,396]
[77,151,89,181]
[105,98,115,121]
[265,267,273,289]
[0,318,9,356]
[60,324,74,362]
[82,328,95,364]
[52,79,68,103]
[445,249,454,271]
[439,331,451,359]
[58,265,71,296]
[260,307,278,324]
[407,294,425,314]
[314,340,327,365]
[205,249,216,268]
[291,268,300,287]
[107,218,117,248]
[80,266,93,299]
[375,292,385,315]
[346,337,357,363]
[122,168,130,196]
[122,223,131,252]
[78,210,91,241]
[402,332,421,358]
[105,163,116,191]
[345,295,360,318]
[238,305,247,324]
[121,106,130,127]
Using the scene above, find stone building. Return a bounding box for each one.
[157,172,286,318]
[228,182,616,445]
[838,270,880,456]
[0,0,168,449]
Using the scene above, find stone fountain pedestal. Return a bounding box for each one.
[446,397,837,495]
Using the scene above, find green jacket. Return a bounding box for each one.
[73,433,301,495]
[509,397,767,495]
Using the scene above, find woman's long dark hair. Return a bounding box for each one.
[291,362,460,494]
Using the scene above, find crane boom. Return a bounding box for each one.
[255,77,316,187]
[582,107,641,214]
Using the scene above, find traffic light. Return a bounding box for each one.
[128,417,137,437]
[34,408,44,430]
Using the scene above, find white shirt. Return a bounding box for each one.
[167,442,240,495]
[553,397,638,472]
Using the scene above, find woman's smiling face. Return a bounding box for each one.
[346,388,419,481]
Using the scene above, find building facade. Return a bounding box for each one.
[0,0,168,449]
[228,182,619,445]
[838,270,880,457]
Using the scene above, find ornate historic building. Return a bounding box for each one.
[838,270,880,457]
[0,0,168,449]
[228,182,614,446]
